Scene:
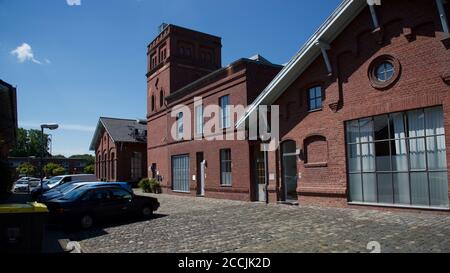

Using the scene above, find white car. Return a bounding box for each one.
[13,178,41,193]
[13,180,30,193]
[43,174,97,190]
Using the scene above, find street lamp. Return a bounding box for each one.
[40,124,59,195]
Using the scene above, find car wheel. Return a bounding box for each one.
[142,206,153,218]
[80,214,94,229]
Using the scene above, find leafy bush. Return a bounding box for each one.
[84,164,95,174]
[0,160,14,195]
[53,167,66,176]
[18,162,37,176]
[44,163,61,177]
[138,178,161,194]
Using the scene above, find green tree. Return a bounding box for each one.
[70,154,95,165]
[84,164,95,174]
[53,167,66,176]
[43,163,62,177]
[17,162,37,176]
[10,128,28,157]
[10,128,50,157]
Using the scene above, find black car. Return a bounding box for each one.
[44,184,160,229]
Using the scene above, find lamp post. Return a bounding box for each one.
[40,124,59,195]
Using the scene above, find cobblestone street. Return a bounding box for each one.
[64,191,450,253]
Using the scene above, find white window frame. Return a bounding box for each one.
[219,95,231,129]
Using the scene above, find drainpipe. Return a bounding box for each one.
[264,150,269,205]
[436,0,450,34]
[368,3,380,29]
[315,41,333,76]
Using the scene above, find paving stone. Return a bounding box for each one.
[57,191,450,253]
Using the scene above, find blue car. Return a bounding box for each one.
[39,182,132,202]
[44,184,160,229]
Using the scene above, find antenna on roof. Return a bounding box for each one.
[158,23,168,34]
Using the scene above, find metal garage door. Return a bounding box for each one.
[172,155,190,193]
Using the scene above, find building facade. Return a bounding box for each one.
[90,117,147,183]
[0,80,17,159]
[239,0,450,211]
[0,79,18,193]
[146,25,282,201]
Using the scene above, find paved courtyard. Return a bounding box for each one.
[63,191,450,253]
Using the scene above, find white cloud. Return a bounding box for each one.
[66,0,81,6]
[10,43,42,64]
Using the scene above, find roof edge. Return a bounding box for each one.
[236,0,366,127]
[167,56,283,101]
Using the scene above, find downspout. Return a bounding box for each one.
[368,3,380,29]
[315,41,333,76]
[436,0,450,34]
[264,150,269,204]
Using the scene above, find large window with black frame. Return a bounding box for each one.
[346,106,449,209]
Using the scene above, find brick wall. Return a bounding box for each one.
[269,0,450,208]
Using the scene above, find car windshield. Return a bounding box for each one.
[53,183,77,193]
[60,188,87,200]
[61,184,85,194]
[46,176,63,185]
[16,180,28,185]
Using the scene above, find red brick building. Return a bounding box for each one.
[146,25,282,201]
[90,117,147,184]
[0,79,18,193]
[238,0,450,210]
[0,79,17,159]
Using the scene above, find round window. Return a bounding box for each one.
[376,62,395,82]
[369,55,401,90]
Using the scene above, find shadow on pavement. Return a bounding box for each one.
[44,213,168,250]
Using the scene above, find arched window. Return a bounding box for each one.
[110,152,115,180]
[103,152,108,181]
[97,154,101,178]
[160,89,164,107]
[304,135,328,164]
[151,95,155,111]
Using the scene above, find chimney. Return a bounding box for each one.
[158,23,168,34]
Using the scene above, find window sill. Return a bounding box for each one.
[308,108,323,113]
[172,190,191,194]
[304,162,328,168]
[348,202,450,211]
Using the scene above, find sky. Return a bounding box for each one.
[0,0,341,157]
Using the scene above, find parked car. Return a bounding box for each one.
[39,182,132,202]
[31,174,97,199]
[44,184,160,229]
[12,180,30,193]
[13,178,41,193]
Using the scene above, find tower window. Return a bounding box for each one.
[159,46,167,62]
[151,95,155,111]
[160,89,165,107]
[179,43,193,58]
